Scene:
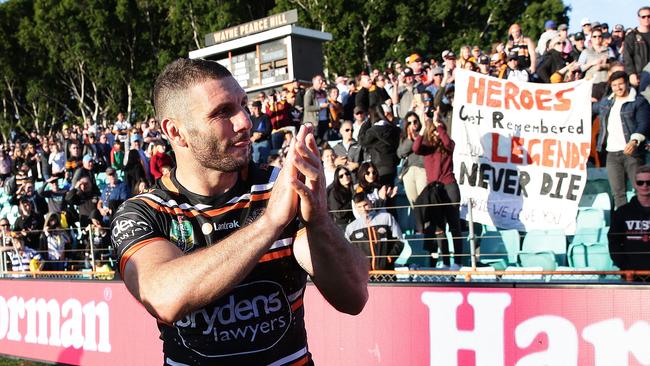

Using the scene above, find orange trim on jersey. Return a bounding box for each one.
[291,298,303,312]
[134,191,270,219]
[295,227,307,239]
[288,355,310,366]
[119,237,167,274]
[259,247,292,263]
[160,175,179,194]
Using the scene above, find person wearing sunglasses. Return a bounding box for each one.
[327,166,355,230]
[623,6,650,87]
[609,165,650,274]
[332,121,362,176]
[595,71,650,209]
[397,112,426,206]
[578,29,614,99]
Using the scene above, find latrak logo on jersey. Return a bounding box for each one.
[174,280,292,357]
[170,217,194,252]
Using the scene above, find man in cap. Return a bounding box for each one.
[499,53,530,82]
[71,154,99,194]
[392,66,424,119]
[570,31,587,61]
[612,24,626,60]
[477,55,492,75]
[624,6,650,86]
[579,27,615,99]
[537,20,559,57]
[558,24,573,54]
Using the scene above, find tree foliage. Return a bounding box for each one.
[0,0,568,137]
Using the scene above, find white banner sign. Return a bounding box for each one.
[451,69,592,233]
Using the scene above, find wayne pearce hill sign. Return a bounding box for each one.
[205,10,299,46]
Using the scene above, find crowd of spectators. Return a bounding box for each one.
[2,8,650,274]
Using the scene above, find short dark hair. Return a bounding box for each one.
[153,58,232,122]
[637,165,650,176]
[353,192,368,204]
[608,71,629,85]
[639,6,650,16]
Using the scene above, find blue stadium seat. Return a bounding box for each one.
[580,192,612,226]
[519,229,567,269]
[394,239,412,267]
[568,227,616,270]
[477,229,520,269]
[576,207,606,229]
[403,233,431,267]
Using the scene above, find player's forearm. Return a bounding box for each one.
[304,218,369,315]
[133,216,284,323]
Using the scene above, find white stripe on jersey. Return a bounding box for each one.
[287,287,305,303]
[269,238,293,250]
[267,347,308,366]
[165,357,190,366]
[139,193,211,211]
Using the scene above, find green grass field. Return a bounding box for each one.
[0,357,48,365]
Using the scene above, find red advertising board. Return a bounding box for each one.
[1,280,650,365]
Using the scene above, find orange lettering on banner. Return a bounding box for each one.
[491,133,590,169]
[535,89,552,111]
[486,80,502,107]
[467,75,575,111]
[467,76,486,105]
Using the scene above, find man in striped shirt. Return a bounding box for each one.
[1,236,42,274]
[111,59,368,366]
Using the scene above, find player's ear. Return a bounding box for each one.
[160,118,188,148]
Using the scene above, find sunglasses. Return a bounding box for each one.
[343,128,352,132]
[637,180,650,186]
[407,119,418,124]
[641,15,650,19]
[592,35,602,39]
[0,224,9,227]
[365,171,377,176]
[338,172,351,178]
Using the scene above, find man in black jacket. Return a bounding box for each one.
[609,165,650,271]
[624,6,650,87]
[358,104,401,186]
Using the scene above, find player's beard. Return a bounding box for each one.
[188,129,251,172]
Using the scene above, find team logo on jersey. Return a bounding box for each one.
[170,218,194,252]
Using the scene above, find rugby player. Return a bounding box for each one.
[111,59,369,365]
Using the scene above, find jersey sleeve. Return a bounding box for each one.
[111,197,168,274]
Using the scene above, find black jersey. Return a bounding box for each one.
[111,164,312,366]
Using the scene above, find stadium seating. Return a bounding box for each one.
[519,229,567,270]
[579,192,612,225]
[402,233,431,267]
[476,229,521,270]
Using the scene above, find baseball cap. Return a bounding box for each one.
[403,67,415,77]
[507,53,518,61]
[252,100,262,108]
[105,167,116,175]
[432,66,444,75]
[353,106,365,115]
[130,134,141,143]
[82,154,93,163]
[442,50,456,59]
[601,22,609,29]
[574,31,585,41]
[592,21,601,29]
[558,24,568,31]
[602,32,612,39]
[614,24,624,32]
[580,18,591,26]
[406,53,422,64]
[544,20,557,29]
[478,55,490,65]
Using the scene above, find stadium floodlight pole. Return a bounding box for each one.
[467,198,477,271]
